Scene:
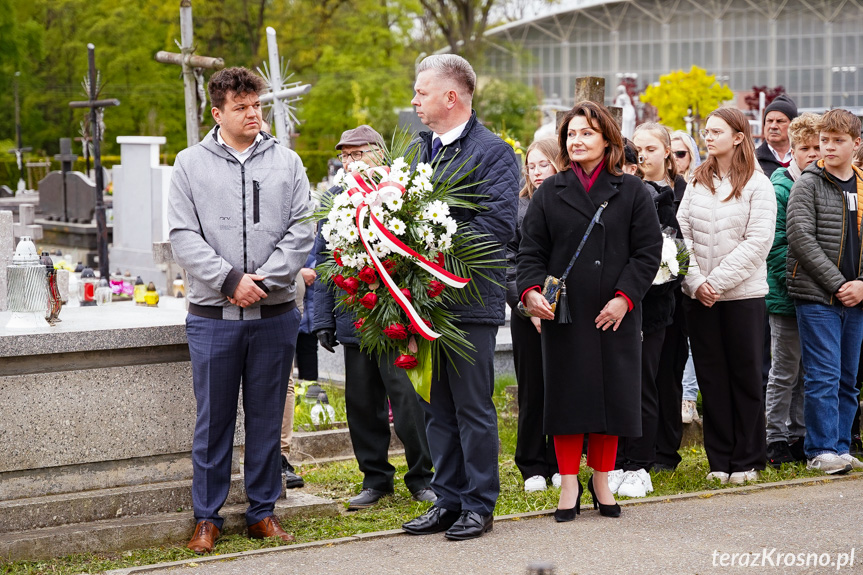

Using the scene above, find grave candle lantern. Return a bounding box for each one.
[145,281,159,307]
[78,267,97,306]
[6,236,51,329]
[133,276,146,305]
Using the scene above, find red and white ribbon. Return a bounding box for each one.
[344,167,470,341]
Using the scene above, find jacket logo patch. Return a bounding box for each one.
[219,216,233,230]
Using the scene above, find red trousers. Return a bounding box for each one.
[554,433,619,474]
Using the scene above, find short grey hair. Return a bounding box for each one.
[416,54,476,98]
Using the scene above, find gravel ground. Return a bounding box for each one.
[115,475,863,575]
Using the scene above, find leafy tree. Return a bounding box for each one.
[474,78,539,145]
[744,85,787,111]
[640,66,733,133]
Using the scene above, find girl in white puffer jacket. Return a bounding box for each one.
[677,107,777,486]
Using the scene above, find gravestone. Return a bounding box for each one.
[110,136,172,289]
[13,205,42,241]
[0,186,13,198]
[38,171,97,223]
[0,211,13,310]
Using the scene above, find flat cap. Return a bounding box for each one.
[335,125,384,150]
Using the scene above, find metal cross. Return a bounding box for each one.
[257,27,311,148]
[155,0,224,148]
[68,43,120,282]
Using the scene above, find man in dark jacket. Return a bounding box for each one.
[757,94,798,178]
[401,54,519,541]
[313,126,435,510]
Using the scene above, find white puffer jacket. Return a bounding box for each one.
[678,171,777,302]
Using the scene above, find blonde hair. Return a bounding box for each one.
[520,138,561,198]
[788,113,821,149]
[633,122,679,184]
[671,130,699,181]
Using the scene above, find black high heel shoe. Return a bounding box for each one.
[553,479,583,522]
[587,475,621,518]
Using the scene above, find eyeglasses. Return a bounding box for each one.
[699,129,725,139]
[525,161,553,172]
[673,150,689,158]
[339,149,375,162]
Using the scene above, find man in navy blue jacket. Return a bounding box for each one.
[401,54,520,540]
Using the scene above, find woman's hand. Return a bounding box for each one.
[595,295,628,331]
[524,289,555,320]
[530,316,542,334]
[695,282,718,307]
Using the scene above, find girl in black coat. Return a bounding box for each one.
[517,102,662,520]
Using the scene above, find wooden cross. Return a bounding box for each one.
[258,27,311,148]
[155,0,224,148]
[69,43,120,281]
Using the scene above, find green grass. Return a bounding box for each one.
[0,376,832,575]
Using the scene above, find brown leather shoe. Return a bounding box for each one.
[248,515,295,542]
[187,520,220,554]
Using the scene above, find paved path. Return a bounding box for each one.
[114,475,862,575]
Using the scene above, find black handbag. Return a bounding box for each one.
[520,201,608,323]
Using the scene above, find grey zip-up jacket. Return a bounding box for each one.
[786,160,863,306]
[168,126,314,320]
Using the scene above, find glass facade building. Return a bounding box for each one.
[484,0,863,110]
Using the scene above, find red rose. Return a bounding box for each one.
[408,319,433,334]
[343,276,360,295]
[427,280,445,298]
[360,292,378,309]
[382,259,397,274]
[435,252,445,267]
[400,288,412,302]
[394,354,419,369]
[353,317,365,330]
[333,248,344,267]
[358,266,377,284]
[333,274,346,289]
[382,323,409,340]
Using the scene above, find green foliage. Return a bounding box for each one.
[474,78,540,146]
[640,66,734,132]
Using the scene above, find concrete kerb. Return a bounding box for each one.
[103,472,863,575]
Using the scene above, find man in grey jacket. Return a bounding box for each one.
[168,67,314,554]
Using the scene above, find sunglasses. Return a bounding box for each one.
[673,150,689,158]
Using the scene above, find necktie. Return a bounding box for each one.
[431,137,442,160]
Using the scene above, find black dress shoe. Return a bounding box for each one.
[281,456,304,489]
[402,506,461,535]
[587,475,621,518]
[553,478,583,522]
[411,487,438,503]
[347,488,392,510]
[444,510,493,540]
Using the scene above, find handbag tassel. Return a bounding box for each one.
[557,282,571,324]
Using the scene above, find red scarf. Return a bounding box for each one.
[573,158,605,193]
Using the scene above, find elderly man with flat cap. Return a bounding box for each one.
[313,125,436,510]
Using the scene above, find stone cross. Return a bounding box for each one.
[69,43,120,281]
[7,72,32,194]
[258,27,311,148]
[0,210,13,311]
[155,0,225,149]
[556,77,623,129]
[14,204,43,242]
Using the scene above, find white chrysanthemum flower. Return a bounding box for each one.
[341,253,357,268]
[338,223,360,244]
[321,223,335,242]
[417,162,433,178]
[389,218,407,236]
[392,171,410,186]
[416,224,433,241]
[423,200,450,223]
[365,227,378,243]
[377,185,401,204]
[443,217,458,235]
[346,160,370,172]
[373,243,391,258]
[370,205,386,222]
[407,185,423,197]
[386,197,403,211]
[418,178,434,193]
[333,191,351,207]
[437,234,453,251]
[392,157,408,172]
[332,169,346,186]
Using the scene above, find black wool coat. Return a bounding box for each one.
[516,168,662,437]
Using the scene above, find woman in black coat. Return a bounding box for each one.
[517,101,662,521]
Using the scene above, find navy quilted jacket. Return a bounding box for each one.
[412,111,520,325]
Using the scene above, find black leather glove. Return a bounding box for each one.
[316,329,338,353]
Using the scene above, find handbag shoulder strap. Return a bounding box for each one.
[559,201,608,282]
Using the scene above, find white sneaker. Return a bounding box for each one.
[838,453,863,470]
[617,470,648,498]
[524,475,547,492]
[634,468,654,493]
[706,471,729,484]
[807,453,853,475]
[607,469,626,494]
[551,473,562,488]
[728,469,758,485]
[681,400,699,424]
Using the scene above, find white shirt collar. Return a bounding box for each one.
[217,129,263,164]
[434,120,469,147]
[767,143,792,164]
